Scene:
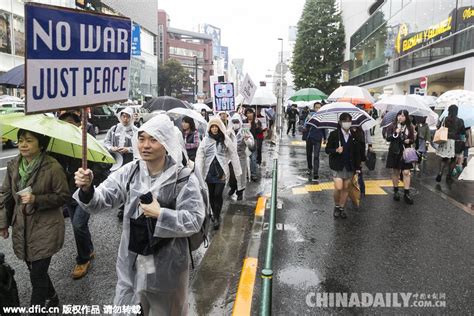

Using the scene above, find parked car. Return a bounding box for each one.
[0,107,24,148]
[115,105,150,127]
[0,100,24,109]
[88,105,119,135]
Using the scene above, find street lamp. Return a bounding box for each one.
[193,56,198,103]
[277,38,284,139]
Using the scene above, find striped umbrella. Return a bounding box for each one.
[306,102,376,131]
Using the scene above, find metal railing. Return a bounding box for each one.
[259,158,278,316]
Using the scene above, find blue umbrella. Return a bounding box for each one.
[439,103,474,127]
[0,64,24,88]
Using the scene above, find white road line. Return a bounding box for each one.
[0,154,17,160]
[0,167,6,171]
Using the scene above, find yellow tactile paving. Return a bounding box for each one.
[291,179,404,195]
[291,141,306,146]
[305,184,322,192]
[255,196,267,217]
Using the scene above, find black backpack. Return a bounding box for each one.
[0,253,20,313]
[125,161,211,266]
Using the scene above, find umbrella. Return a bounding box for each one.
[167,107,208,126]
[0,64,24,88]
[289,88,328,102]
[408,94,437,108]
[143,96,192,112]
[328,86,375,103]
[0,114,115,163]
[375,95,439,126]
[306,102,376,131]
[439,103,474,127]
[380,106,438,128]
[336,97,374,110]
[248,88,277,106]
[435,90,474,110]
[192,103,213,113]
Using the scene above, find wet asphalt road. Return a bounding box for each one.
[252,134,474,315]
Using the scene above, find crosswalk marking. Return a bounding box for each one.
[291,179,404,195]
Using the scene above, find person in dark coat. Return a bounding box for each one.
[385,109,415,204]
[325,113,363,219]
[303,111,326,180]
[286,104,299,136]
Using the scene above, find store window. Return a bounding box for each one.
[13,15,24,57]
[0,11,11,54]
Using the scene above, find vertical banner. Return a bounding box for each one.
[132,23,141,56]
[214,82,235,112]
[25,3,131,113]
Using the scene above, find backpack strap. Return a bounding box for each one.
[125,160,140,192]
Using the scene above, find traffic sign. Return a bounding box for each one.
[420,76,428,89]
[275,62,288,75]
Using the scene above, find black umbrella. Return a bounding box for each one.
[143,96,192,112]
[0,64,24,88]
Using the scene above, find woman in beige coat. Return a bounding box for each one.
[0,129,69,310]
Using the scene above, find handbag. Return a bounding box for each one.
[366,150,376,171]
[348,174,361,207]
[403,147,420,163]
[433,120,448,144]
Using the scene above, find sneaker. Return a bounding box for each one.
[435,174,442,182]
[393,191,400,201]
[339,208,347,219]
[313,174,319,180]
[228,189,236,196]
[333,206,340,218]
[404,193,414,205]
[72,261,91,279]
[414,166,420,172]
[117,209,124,221]
[236,190,244,201]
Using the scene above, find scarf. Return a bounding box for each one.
[18,153,43,190]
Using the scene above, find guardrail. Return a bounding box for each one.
[259,157,278,315]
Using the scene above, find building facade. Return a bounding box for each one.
[348,0,473,96]
[158,10,214,102]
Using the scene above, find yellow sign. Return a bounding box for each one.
[397,16,453,54]
[463,7,474,20]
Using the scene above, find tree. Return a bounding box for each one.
[158,59,193,97]
[291,0,345,94]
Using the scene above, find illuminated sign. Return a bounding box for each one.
[395,6,473,56]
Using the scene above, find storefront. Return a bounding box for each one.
[349,0,474,95]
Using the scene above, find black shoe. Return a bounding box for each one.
[333,206,340,218]
[251,176,258,182]
[44,293,59,308]
[213,221,220,230]
[236,190,244,200]
[306,169,313,175]
[436,174,442,182]
[404,193,414,205]
[393,191,400,201]
[228,189,236,196]
[313,174,319,180]
[117,209,124,221]
[339,208,347,219]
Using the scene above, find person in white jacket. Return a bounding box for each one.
[228,113,255,200]
[195,117,242,230]
[73,114,205,316]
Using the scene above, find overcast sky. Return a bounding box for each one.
[159,0,306,82]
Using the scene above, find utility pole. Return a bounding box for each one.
[277,38,284,140]
[194,56,198,103]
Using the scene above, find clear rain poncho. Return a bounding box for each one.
[104,107,138,153]
[74,114,205,315]
[195,117,242,182]
[231,113,255,190]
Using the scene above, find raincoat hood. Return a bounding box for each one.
[118,107,134,128]
[134,114,182,167]
[231,113,243,131]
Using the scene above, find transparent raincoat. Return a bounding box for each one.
[74,114,205,315]
[195,117,242,182]
[231,113,255,190]
[104,107,138,154]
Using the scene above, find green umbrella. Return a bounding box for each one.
[0,113,115,163]
[289,88,328,102]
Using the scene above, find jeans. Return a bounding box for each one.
[67,203,94,264]
[207,182,225,220]
[250,150,257,178]
[306,139,322,175]
[27,257,56,307]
